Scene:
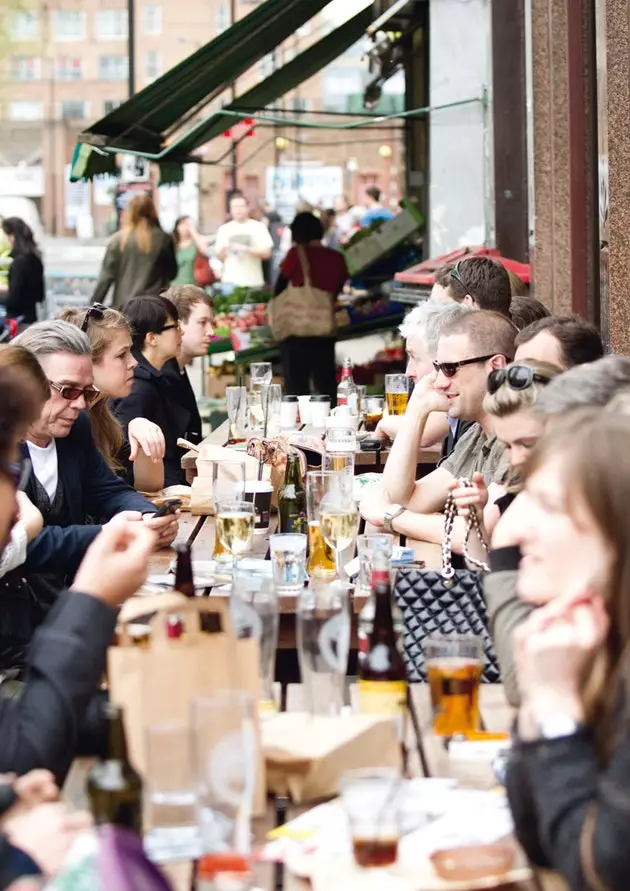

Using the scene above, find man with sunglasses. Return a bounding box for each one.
[361,311,516,542]
[12,322,177,580]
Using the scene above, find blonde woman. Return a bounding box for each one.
[92,193,177,308]
[61,305,165,493]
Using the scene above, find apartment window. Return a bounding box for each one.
[142,5,162,36]
[322,67,365,112]
[9,11,39,42]
[216,2,229,33]
[9,101,44,121]
[145,51,162,81]
[98,55,129,81]
[103,99,123,114]
[56,56,83,81]
[95,10,128,40]
[60,100,89,120]
[52,10,86,41]
[10,56,38,82]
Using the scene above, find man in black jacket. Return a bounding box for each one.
[13,320,177,577]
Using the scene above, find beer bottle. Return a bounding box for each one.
[86,703,143,835]
[358,549,407,718]
[337,358,358,415]
[173,541,195,598]
[278,453,307,534]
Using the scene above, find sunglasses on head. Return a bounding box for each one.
[49,380,100,404]
[433,354,497,378]
[487,365,552,395]
[81,303,107,332]
[449,259,480,301]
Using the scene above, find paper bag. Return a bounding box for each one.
[195,445,268,481]
[190,449,271,515]
[263,712,401,804]
[108,599,266,815]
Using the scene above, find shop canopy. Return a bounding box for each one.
[71,0,373,182]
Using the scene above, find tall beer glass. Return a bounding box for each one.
[424,635,483,737]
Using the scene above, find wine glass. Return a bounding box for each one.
[225,386,247,444]
[212,461,246,563]
[216,500,255,578]
[318,473,358,580]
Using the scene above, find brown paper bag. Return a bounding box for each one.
[108,599,266,815]
[262,712,401,804]
[191,450,272,514]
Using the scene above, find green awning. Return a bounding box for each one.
[76,0,337,157]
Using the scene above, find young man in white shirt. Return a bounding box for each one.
[215,195,273,290]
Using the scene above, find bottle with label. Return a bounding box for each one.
[278,453,307,534]
[86,703,143,835]
[337,358,358,415]
[358,549,407,719]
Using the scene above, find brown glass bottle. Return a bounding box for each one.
[278,454,307,534]
[358,550,407,718]
[86,703,143,835]
[173,541,195,598]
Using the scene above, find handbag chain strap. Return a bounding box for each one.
[442,478,490,579]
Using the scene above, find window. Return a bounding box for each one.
[142,5,162,36]
[322,67,365,112]
[60,100,89,120]
[56,56,82,81]
[103,99,122,114]
[95,10,128,40]
[216,2,229,33]
[52,10,86,41]
[98,55,129,81]
[145,51,162,81]
[10,56,39,82]
[9,101,44,121]
[10,10,39,41]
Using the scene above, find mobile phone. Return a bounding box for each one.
[153,498,182,518]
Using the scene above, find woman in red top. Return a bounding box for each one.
[274,212,348,398]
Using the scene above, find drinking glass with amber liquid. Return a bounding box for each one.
[425,635,483,737]
[216,500,255,578]
[385,374,409,416]
[340,768,403,869]
[362,395,385,432]
[319,474,358,581]
[305,472,337,579]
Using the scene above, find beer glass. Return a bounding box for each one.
[191,692,256,889]
[231,577,279,713]
[340,768,402,868]
[261,383,282,436]
[306,472,337,580]
[424,635,483,737]
[319,472,358,580]
[212,461,246,563]
[216,500,255,578]
[363,395,385,432]
[225,387,247,444]
[385,374,409,416]
[297,579,350,715]
[269,533,307,595]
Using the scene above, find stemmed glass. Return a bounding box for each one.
[318,472,358,581]
[225,386,247,445]
[216,501,255,578]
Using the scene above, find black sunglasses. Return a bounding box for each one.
[49,380,100,404]
[433,354,497,378]
[487,365,552,395]
[81,303,107,332]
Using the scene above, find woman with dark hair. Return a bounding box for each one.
[92,193,177,308]
[274,211,348,397]
[171,216,209,285]
[0,218,44,324]
[112,295,190,486]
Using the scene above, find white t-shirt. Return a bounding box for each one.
[215,219,273,288]
[27,438,58,502]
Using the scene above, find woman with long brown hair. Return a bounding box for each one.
[92,193,177,309]
[61,305,165,492]
[503,408,630,891]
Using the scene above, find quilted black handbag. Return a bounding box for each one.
[394,485,501,683]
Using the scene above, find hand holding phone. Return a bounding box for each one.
[153,498,182,518]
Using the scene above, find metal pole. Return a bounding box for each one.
[230,0,238,192]
[128,0,135,97]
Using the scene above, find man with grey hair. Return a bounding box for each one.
[12,321,177,579]
[376,300,474,449]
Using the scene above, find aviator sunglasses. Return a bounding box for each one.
[81,303,107,332]
[487,364,552,395]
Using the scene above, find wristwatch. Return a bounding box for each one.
[538,714,582,740]
[383,504,406,534]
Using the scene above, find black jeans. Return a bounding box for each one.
[279,336,337,400]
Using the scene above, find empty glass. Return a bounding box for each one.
[191,693,256,887]
[297,579,350,715]
[269,533,307,595]
[216,500,255,578]
[144,722,200,863]
[319,473,358,580]
[225,387,247,444]
[357,533,394,595]
[231,577,279,713]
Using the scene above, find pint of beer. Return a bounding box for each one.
[425,635,483,737]
[362,395,385,432]
[385,374,409,416]
[306,472,338,578]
